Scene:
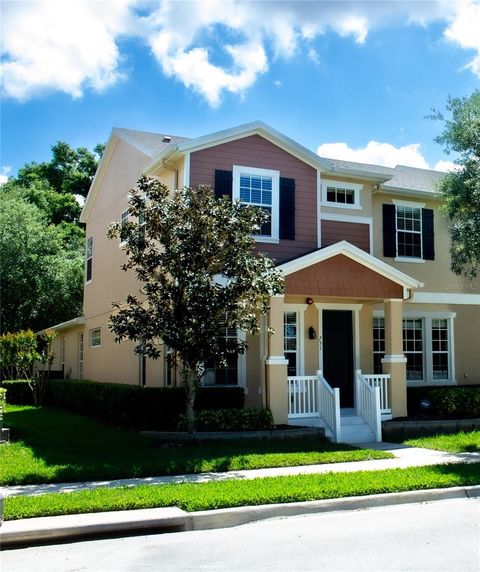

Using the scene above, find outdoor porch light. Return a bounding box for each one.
[308,326,317,340]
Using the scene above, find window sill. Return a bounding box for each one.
[85,280,93,285]
[407,379,456,387]
[254,236,280,244]
[321,202,361,210]
[394,257,425,264]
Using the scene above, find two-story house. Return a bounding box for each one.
[46,121,480,442]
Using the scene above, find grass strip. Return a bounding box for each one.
[5,463,479,521]
[404,430,480,453]
[1,406,392,486]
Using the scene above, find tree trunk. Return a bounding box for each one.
[182,366,197,435]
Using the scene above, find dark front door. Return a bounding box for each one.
[322,310,354,407]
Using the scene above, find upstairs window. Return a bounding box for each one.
[233,166,280,242]
[321,180,362,209]
[119,209,129,245]
[86,236,93,282]
[383,201,434,261]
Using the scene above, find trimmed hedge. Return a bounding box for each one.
[1,380,34,406]
[408,386,480,419]
[179,408,274,432]
[46,379,244,430]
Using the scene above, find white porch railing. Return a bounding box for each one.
[362,374,391,417]
[355,370,382,442]
[287,372,341,442]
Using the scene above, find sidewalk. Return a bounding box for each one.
[2,442,479,498]
[2,443,479,547]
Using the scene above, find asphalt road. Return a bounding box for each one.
[2,498,480,572]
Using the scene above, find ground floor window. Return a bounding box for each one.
[372,313,455,383]
[203,319,242,386]
[78,333,84,379]
[284,311,298,376]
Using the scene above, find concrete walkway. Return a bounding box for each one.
[2,442,479,499]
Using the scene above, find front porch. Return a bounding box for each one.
[263,242,422,444]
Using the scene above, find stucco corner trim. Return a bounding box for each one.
[381,355,408,364]
[265,356,289,366]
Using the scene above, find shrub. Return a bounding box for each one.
[407,386,480,419]
[179,408,274,432]
[47,380,245,430]
[0,388,6,425]
[1,380,35,405]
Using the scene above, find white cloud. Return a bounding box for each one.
[1,0,480,104]
[317,141,430,169]
[0,166,12,185]
[444,0,480,76]
[434,160,461,172]
[308,48,321,66]
[1,0,134,100]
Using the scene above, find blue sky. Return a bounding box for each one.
[1,0,480,183]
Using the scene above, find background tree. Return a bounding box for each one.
[432,90,480,278]
[108,177,284,432]
[0,191,84,333]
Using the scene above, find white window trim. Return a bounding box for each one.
[373,310,457,385]
[202,328,247,389]
[284,304,307,376]
[86,236,93,284]
[89,328,101,348]
[119,209,129,247]
[321,179,363,210]
[233,165,280,243]
[392,200,425,262]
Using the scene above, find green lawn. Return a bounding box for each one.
[5,463,479,521]
[1,406,393,486]
[404,430,480,453]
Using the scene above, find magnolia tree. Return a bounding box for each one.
[432,90,480,278]
[108,177,284,432]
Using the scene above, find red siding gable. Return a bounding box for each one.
[189,135,318,264]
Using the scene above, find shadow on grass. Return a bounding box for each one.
[3,406,374,485]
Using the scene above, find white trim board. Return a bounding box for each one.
[411,292,480,305]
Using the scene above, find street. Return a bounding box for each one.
[2,498,479,572]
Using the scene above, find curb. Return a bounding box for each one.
[2,485,479,547]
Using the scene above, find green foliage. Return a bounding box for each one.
[179,408,275,431]
[5,463,479,521]
[0,192,83,332]
[0,388,6,425]
[1,405,391,487]
[432,90,480,277]
[1,380,34,405]
[108,177,284,431]
[0,330,39,380]
[16,141,102,198]
[48,379,244,430]
[408,386,480,419]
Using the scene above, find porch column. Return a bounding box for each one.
[265,295,289,425]
[382,299,407,417]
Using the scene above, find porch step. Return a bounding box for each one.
[340,412,376,444]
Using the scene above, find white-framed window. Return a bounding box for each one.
[373,317,385,375]
[233,165,280,243]
[89,328,101,348]
[284,311,299,376]
[372,312,456,384]
[321,180,362,209]
[203,318,246,386]
[396,205,422,259]
[119,209,129,245]
[164,345,174,387]
[86,236,93,282]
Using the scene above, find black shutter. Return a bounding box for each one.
[383,204,396,257]
[279,177,295,240]
[214,170,232,200]
[422,208,435,260]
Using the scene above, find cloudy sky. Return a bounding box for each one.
[1,0,480,183]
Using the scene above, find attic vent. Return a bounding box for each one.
[162,136,172,143]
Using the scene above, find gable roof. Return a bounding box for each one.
[112,128,188,157]
[381,164,444,195]
[277,241,423,292]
